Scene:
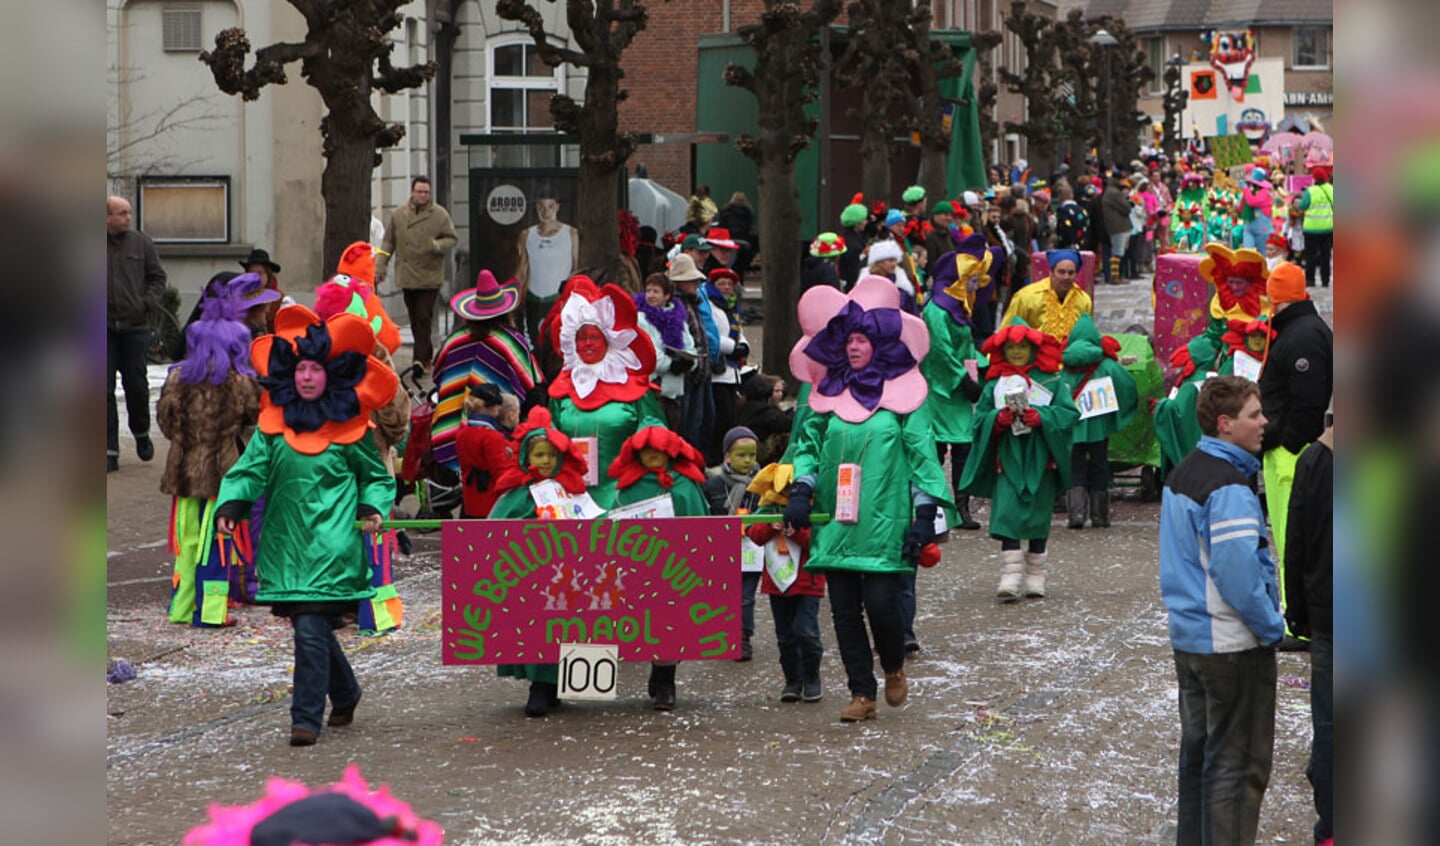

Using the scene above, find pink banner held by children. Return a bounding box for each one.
[441,518,742,664]
[1030,251,1098,297]
[1152,253,1210,365]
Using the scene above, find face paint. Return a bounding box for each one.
[1002,339,1033,367]
[639,446,669,470]
[294,359,328,401]
[527,439,560,477]
[845,332,874,370]
[575,324,608,365]
[726,439,758,475]
[1245,332,1268,355]
[1226,276,1250,298]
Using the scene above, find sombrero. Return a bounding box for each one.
[450,269,520,320]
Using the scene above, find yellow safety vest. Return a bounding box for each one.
[1302,184,1333,234]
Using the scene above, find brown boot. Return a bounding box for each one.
[884,669,908,707]
[839,696,877,722]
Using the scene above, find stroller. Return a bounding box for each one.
[398,364,464,523]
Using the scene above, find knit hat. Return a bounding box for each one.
[1045,248,1082,271]
[810,232,847,257]
[840,194,868,228]
[901,185,926,204]
[866,239,904,265]
[883,209,905,228]
[930,200,955,217]
[722,426,759,456]
[1266,262,1308,304]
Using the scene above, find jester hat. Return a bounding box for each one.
[929,233,993,323]
[1198,243,1270,321]
[608,425,707,491]
[790,274,930,423]
[546,276,658,410]
[251,304,399,455]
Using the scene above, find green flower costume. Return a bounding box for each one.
[959,319,1079,541]
[1059,314,1140,445]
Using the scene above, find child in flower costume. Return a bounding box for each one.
[546,276,666,498]
[1171,201,1207,253]
[491,405,592,717]
[606,425,711,712]
[159,275,266,627]
[214,305,398,746]
[744,461,827,704]
[313,277,411,634]
[1059,314,1139,529]
[784,275,951,723]
[959,317,1079,601]
[1153,315,1273,477]
[922,234,993,532]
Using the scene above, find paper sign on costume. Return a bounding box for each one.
[557,643,619,700]
[572,437,599,487]
[740,536,764,573]
[1076,376,1120,420]
[529,479,605,519]
[764,536,800,593]
[442,517,743,663]
[1232,350,1263,382]
[835,463,862,524]
[606,493,675,521]
[994,374,1053,408]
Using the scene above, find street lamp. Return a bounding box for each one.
[1090,29,1118,168]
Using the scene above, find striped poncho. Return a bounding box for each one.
[430,323,539,471]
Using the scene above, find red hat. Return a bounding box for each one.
[1266,232,1287,250]
[704,228,740,250]
[708,267,740,284]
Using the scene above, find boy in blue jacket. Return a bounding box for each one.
[1159,375,1284,846]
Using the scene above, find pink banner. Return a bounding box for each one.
[441,518,742,664]
[1030,251,1097,297]
[1152,253,1210,365]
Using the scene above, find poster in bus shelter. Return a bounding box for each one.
[441,517,742,665]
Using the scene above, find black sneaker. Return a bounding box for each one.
[135,435,155,462]
[1276,636,1310,652]
[107,455,119,473]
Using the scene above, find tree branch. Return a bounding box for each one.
[199,29,323,101]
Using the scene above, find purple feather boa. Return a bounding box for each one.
[633,293,687,350]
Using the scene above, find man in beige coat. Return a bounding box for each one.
[376,176,458,367]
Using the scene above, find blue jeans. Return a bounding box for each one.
[739,571,761,636]
[1174,647,1276,846]
[1242,215,1272,250]
[826,571,906,699]
[898,569,918,648]
[107,328,151,455]
[291,614,361,733]
[770,594,822,670]
[1308,632,1333,843]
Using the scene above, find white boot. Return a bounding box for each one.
[1023,551,1048,598]
[997,549,1025,602]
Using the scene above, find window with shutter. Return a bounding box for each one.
[162,7,202,53]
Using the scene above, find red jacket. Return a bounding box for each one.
[744,523,825,597]
[455,420,514,518]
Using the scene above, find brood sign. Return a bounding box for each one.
[1283,92,1333,107]
[486,184,527,225]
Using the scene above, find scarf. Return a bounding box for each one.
[633,294,687,350]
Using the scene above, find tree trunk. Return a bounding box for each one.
[860,118,892,206]
[918,145,947,203]
[757,153,803,383]
[576,63,623,280]
[321,125,378,281]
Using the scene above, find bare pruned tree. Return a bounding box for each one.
[197,0,436,274]
[496,0,649,281]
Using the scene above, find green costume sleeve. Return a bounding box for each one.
[217,429,274,507]
[901,402,955,508]
[1031,374,1080,489]
[787,400,828,482]
[958,379,1001,498]
[345,439,398,516]
[920,308,980,444]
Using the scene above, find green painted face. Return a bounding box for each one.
[726,439,758,476]
[639,446,669,470]
[1002,339,1034,367]
[527,439,559,477]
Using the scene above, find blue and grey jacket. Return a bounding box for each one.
[1159,436,1285,653]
